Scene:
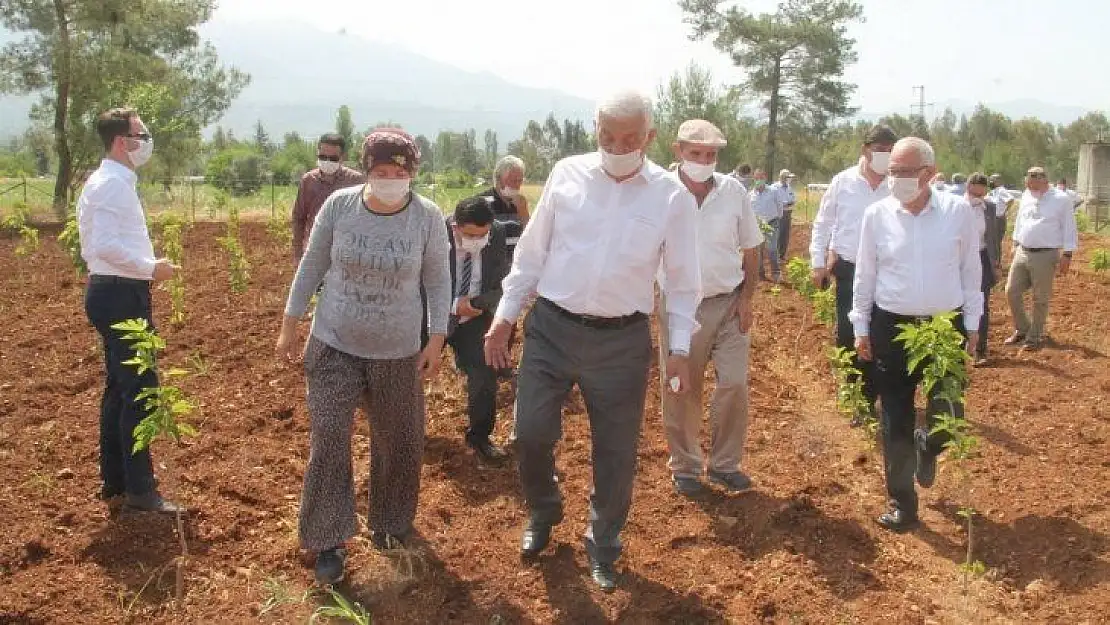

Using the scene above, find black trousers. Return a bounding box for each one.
[831,257,877,404]
[84,276,159,497]
[447,314,498,442]
[871,306,967,515]
[977,249,996,357]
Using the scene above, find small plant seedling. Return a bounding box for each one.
[757,217,775,240]
[14,224,40,257]
[162,223,186,326]
[258,575,310,617]
[1075,210,1090,233]
[827,346,877,445]
[811,286,836,326]
[186,351,211,377]
[1090,249,1109,274]
[769,285,782,296]
[57,214,87,277]
[895,313,980,591]
[111,318,198,606]
[311,588,371,625]
[267,211,293,247]
[219,204,251,294]
[785,257,815,298]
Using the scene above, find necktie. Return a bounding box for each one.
[458,253,473,298]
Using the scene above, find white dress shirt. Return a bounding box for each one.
[669,172,764,298]
[1012,188,1079,252]
[809,163,890,268]
[968,197,988,251]
[849,189,984,337]
[495,152,701,352]
[750,186,784,221]
[771,181,796,208]
[989,186,1016,217]
[77,159,156,280]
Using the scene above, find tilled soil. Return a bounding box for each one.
[0,222,1107,624]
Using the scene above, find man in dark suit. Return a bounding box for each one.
[427,196,511,463]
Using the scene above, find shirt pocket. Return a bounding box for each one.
[618,216,663,265]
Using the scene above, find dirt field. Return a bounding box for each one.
[1,222,1108,624]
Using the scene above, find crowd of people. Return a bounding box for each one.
[74,94,1081,591]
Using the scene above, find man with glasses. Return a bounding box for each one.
[1005,167,1079,350]
[291,133,365,263]
[78,108,181,513]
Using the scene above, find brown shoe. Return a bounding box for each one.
[1003,331,1026,346]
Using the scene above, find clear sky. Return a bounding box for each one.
[213,0,1107,113]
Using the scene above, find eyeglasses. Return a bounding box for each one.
[126,132,152,141]
[888,165,927,177]
[1026,172,1046,179]
[317,154,341,162]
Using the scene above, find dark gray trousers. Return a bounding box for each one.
[514,298,652,564]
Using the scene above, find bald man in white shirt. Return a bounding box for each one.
[484,91,700,591]
[851,137,982,532]
[79,108,181,514]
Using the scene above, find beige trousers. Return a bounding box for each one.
[1006,246,1059,342]
[659,292,751,478]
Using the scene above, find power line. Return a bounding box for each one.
[910,85,934,121]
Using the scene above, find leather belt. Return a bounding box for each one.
[540,298,646,330]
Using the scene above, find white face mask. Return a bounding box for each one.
[369,178,411,205]
[680,160,716,183]
[599,149,643,178]
[318,160,341,175]
[889,176,925,204]
[128,138,154,168]
[868,151,890,176]
[458,233,490,254]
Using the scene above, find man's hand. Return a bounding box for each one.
[811,266,830,290]
[855,336,872,361]
[484,318,514,370]
[1058,255,1072,276]
[152,259,178,282]
[417,334,445,381]
[664,353,691,394]
[456,296,482,318]
[966,332,979,356]
[734,296,754,334]
[275,317,301,362]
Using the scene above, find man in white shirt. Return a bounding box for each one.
[484,91,700,591]
[772,169,797,261]
[809,124,898,421]
[948,173,967,196]
[988,174,1016,263]
[1005,167,1079,350]
[1055,178,1084,209]
[851,137,983,532]
[78,108,180,514]
[659,120,763,497]
[750,168,784,282]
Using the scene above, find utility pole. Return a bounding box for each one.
[910,85,933,122]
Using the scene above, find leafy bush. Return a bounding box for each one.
[1090,248,1109,274]
[1075,210,1090,233]
[58,214,87,276]
[206,147,265,196]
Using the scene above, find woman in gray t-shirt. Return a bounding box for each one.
[276,129,450,585]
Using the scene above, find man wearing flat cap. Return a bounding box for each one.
[660,119,763,497]
[771,168,797,261]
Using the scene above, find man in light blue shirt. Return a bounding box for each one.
[750,168,785,282]
[770,169,797,261]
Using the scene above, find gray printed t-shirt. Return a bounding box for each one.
[284,186,451,359]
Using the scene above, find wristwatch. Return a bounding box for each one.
[1063,252,1073,258]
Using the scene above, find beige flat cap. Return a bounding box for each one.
[676,119,727,147]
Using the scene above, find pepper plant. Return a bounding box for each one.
[162,222,187,326]
[3,202,40,258]
[57,213,87,277]
[111,318,198,604]
[218,204,250,293]
[1091,248,1109,275]
[894,312,983,587]
[267,210,292,247]
[784,256,837,327]
[828,346,877,445]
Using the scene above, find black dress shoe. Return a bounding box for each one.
[315,547,346,585]
[520,513,562,559]
[124,492,184,514]
[588,556,617,592]
[468,438,509,464]
[876,508,919,532]
[914,428,937,488]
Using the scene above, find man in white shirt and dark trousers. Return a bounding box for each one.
[750,168,784,282]
[660,120,763,497]
[988,174,1016,264]
[78,108,181,513]
[1005,167,1079,350]
[851,137,983,532]
[484,91,700,591]
[809,124,898,423]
